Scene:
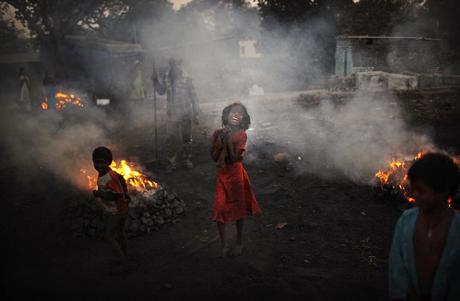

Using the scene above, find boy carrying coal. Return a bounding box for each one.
[92,146,131,266]
[389,153,460,300]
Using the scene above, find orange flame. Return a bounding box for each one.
[55,91,84,110]
[109,160,159,191]
[375,151,457,207]
[80,168,97,190]
[375,152,423,204]
[81,160,159,192]
[40,91,85,110]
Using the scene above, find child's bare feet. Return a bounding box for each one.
[234,244,243,256]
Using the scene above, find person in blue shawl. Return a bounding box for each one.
[389,153,460,300]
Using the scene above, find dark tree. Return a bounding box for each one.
[258,0,417,35]
[256,0,352,87]
[422,0,460,49]
[258,0,317,29]
[4,0,130,75]
[97,0,172,43]
[340,0,416,35]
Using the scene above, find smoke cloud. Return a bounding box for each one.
[1,98,113,191]
[1,2,444,190]
[244,89,435,184]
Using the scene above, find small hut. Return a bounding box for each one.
[335,36,443,77]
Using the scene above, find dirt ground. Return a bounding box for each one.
[3,89,460,300]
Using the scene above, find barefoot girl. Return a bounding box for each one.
[210,103,261,257]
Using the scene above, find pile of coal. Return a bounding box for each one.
[65,187,186,238]
[372,183,408,203]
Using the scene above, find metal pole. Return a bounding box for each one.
[153,84,158,161]
[152,60,159,162]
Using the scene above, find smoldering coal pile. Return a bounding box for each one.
[373,152,459,209]
[64,187,186,238]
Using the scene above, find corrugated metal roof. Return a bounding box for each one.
[64,35,144,53]
[0,52,40,64]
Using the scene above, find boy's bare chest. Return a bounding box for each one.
[415,222,449,258]
[414,215,451,293]
[415,213,451,256]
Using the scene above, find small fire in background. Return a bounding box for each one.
[41,91,85,110]
[80,168,97,190]
[55,91,84,109]
[375,151,457,207]
[374,152,423,204]
[80,160,159,192]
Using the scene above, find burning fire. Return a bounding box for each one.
[375,151,457,207]
[41,91,85,110]
[55,91,84,109]
[81,160,159,192]
[80,168,97,190]
[109,160,159,191]
[375,152,423,204]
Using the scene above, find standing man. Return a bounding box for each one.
[43,71,57,110]
[152,58,200,173]
[18,68,32,111]
[130,60,145,101]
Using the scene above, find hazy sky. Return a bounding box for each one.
[169,0,258,10]
[170,0,192,10]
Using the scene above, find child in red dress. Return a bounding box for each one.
[210,103,261,257]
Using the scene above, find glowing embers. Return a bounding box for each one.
[80,168,98,190]
[374,152,423,204]
[375,151,456,207]
[81,160,159,192]
[41,91,85,110]
[55,91,84,109]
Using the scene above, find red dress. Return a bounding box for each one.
[212,130,261,223]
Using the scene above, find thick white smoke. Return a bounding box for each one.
[0,2,442,190]
[1,100,113,191]
[244,89,435,184]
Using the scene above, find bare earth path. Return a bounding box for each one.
[3,90,459,300]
